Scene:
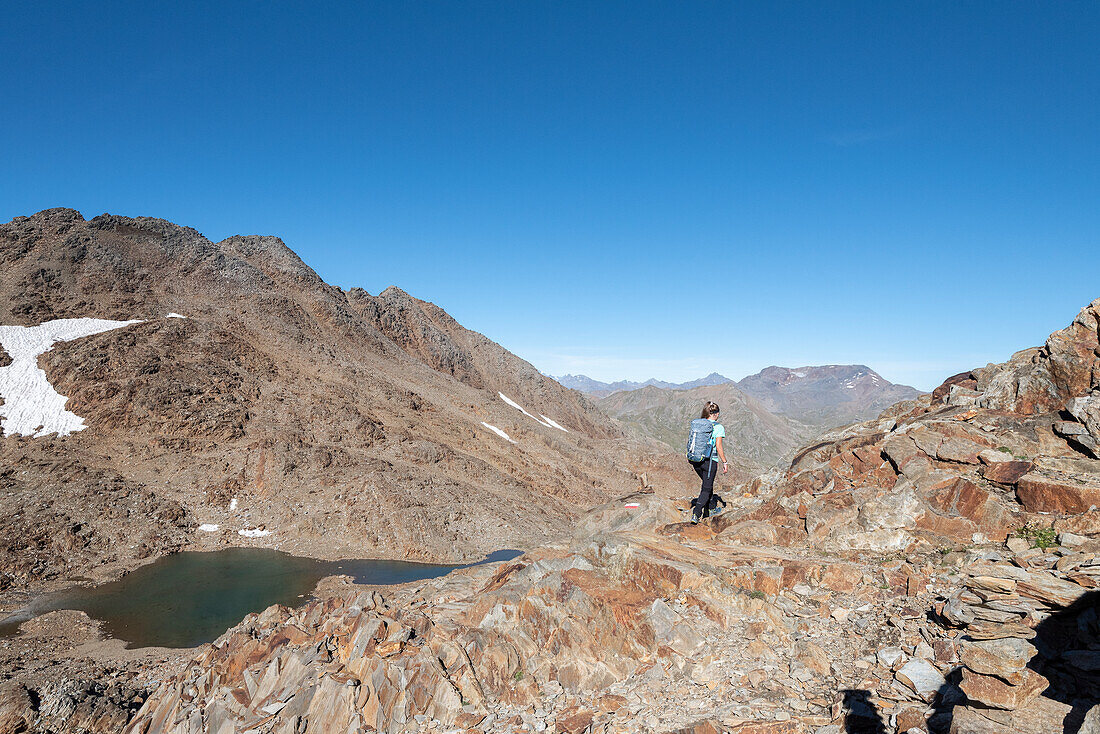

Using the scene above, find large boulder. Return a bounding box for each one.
[1016,470,1100,514]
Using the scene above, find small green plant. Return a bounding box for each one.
[1014,523,1058,550]
[998,446,1012,454]
[749,590,766,600]
[513,670,525,681]
[938,546,952,555]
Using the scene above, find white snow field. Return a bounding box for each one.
[480,421,517,444]
[238,528,271,538]
[0,318,144,437]
[497,392,569,432]
[197,524,220,532]
[166,313,187,319]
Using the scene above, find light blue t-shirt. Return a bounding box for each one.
[709,420,725,461]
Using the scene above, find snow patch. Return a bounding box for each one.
[792,370,807,378]
[481,422,517,444]
[497,392,569,432]
[539,415,569,433]
[0,318,144,437]
[197,524,220,532]
[166,313,187,319]
[229,497,238,511]
[845,385,855,389]
[238,528,271,538]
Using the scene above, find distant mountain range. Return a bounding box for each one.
[567,365,924,469]
[559,365,921,427]
[555,372,732,395]
[597,382,817,475]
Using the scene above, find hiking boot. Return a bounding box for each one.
[690,513,700,525]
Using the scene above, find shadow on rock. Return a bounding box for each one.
[929,590,1100,734]
[1028,589,1100,733]
[841,689,887,734]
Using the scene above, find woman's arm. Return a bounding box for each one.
[716,437,728,473]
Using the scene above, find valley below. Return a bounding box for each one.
[1,209,1100,734]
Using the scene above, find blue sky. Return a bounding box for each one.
[2,2,1097,391]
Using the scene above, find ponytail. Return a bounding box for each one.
[700,402,720,419]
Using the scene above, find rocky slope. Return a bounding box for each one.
[598,383,817,476]
[350,287,611,438]
[735,365,923,428]
[15,295,1084,734]
[0,208,645,594]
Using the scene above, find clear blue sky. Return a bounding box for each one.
[3,2,1097,391]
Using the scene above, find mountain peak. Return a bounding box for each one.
[736,365,921,426]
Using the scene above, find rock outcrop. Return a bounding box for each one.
[113,496,958,733]
[725,298,1100,555]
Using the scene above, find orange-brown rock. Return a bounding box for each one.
[594,694,627,713]
[980,460,1033,485]
[1054,510,1100,536]
[959,667,1048,710]
[0,684,33,734]
[555,705,594,733]
[1016,472,1100,514]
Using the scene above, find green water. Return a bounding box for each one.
[0,548,521,649]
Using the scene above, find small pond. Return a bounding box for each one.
[0,548,522,649]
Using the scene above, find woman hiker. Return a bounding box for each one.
[691,401,727,524]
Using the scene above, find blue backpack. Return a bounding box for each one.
[686,418,714,463]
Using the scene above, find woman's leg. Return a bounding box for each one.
[691,461,707,519]
[692,460,716,521]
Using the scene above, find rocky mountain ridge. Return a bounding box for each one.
[0,208,646,594]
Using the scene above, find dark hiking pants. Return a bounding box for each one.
[691,459,718,519]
